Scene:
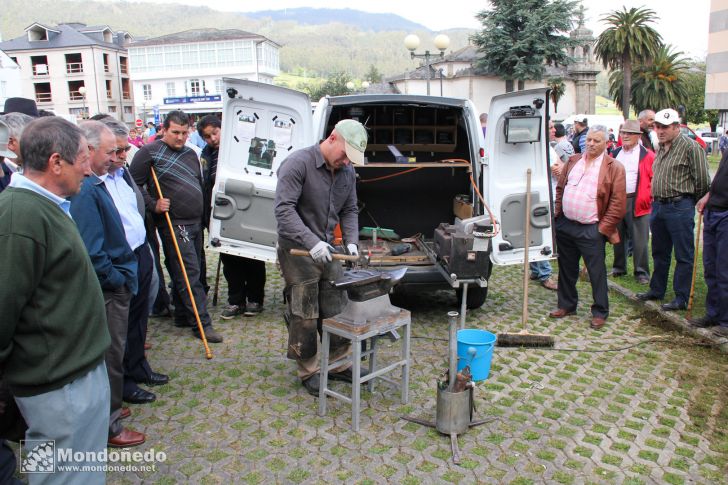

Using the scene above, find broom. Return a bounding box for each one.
[498,168,555,347]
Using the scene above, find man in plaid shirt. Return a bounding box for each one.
[549,125,626,330]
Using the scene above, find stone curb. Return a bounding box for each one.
[607,279,728,354]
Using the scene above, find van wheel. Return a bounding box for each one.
[455,286,488,309]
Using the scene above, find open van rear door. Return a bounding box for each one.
[485,88,555,265]
[209,79,313,262]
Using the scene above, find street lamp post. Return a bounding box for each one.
[78,85,87,119]
[404,34,450,96]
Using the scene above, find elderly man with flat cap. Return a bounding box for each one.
[637,109,710,311]
[275,119,369,396]
[610,119,655,284]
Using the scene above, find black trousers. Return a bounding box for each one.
[221,253,266,306]
[124,244,155,397]
[556,216,609,318]
[158,222,213,329]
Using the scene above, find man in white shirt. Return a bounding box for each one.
[610,120,655,284]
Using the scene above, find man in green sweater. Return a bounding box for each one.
[0,117,111,484]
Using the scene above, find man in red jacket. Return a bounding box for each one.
[549,125,626,329]
[609,120,655,284]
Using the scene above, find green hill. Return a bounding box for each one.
[0,0,475,78]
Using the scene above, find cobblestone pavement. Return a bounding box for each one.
[97,260,728,484]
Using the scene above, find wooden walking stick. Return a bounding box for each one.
[150,167,213,360]
[686,213,703,319]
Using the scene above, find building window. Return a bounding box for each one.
[142,84,152,101]
[103,53,110,73]
[106,80,112,99]
[108,106,117,113]
[166,82,176,97]
[214,79,223,94]
[189,79,201,96]
[124,106,133,114]
[65,53,83,74]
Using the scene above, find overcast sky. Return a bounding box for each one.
[124,0,711,58]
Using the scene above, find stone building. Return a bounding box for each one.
[387,19,598,119]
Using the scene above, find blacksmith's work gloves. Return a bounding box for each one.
[310,241,334,263]
[347,244,359,256]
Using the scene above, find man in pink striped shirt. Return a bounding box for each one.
[549,126,626,329]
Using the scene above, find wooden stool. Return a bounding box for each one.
[318,308,411,431]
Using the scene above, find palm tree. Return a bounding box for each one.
[608,45,690,115]
[594,7,663,117]
[547,78,566,113]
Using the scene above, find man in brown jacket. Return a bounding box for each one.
[549,125,626,329]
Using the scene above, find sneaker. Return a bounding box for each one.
[220,304,244,320]
[195,327,223,343]
[244,302,263,316]
[636,275,650,285]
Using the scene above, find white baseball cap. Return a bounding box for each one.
[654,109,681,125]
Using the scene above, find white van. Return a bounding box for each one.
[209,79,555,309]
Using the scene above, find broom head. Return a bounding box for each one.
[497,329,555,348]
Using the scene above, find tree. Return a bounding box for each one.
[683,62,719,129]
[607,45,690,115]
[594,7,663,117]
[471,0,580,92]
[547,78,566,112]
[364,65,383,84]
[303,71,353,101]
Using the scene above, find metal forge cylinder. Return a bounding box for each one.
[435,387,471,435]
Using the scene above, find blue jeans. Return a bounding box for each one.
[649,198,695,304]
[530,260,552,281]
[703,209,728,327]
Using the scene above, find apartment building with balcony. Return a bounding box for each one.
[0,22,135,122]
[129,28,280,120]
[706,0,728,128]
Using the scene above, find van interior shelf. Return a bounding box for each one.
[361,160,471,169]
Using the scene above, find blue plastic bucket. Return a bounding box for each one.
[456,329,497,382]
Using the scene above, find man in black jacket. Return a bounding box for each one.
[130,110,222,343]
[692,148,728,337]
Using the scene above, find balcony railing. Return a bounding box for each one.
[69,91,85,101]
[104,64,111,73]
[66,63,83,74]
[119,64,128,74]
[35,93,52,103]
[122,91,131,100]
[107,90,113,99]
[32,65,49,76]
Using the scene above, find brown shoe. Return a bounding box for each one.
[549,308,576,318]
[540,278,558,291]
[120,407,131,419]
[590,316,606,329]
[108,428,145,448]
